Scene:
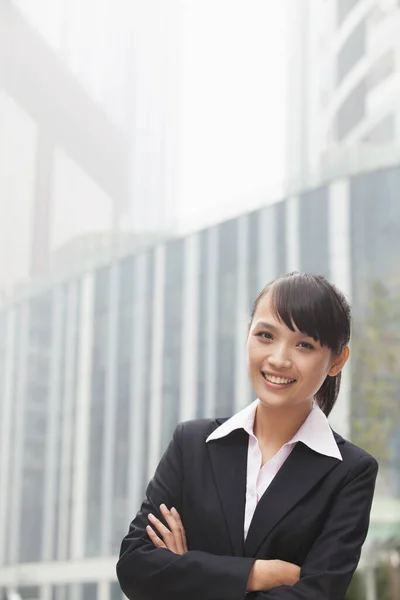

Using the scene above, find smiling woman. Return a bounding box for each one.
[248,273,350,423]
[116,272,378,600]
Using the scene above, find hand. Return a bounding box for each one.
[146,504,188,555]
[274,560,300,586]
[247,559,300,592]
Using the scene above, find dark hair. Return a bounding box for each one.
[250,272,351,416]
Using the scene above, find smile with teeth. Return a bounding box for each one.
[262,372,296,385]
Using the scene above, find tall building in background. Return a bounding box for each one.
[0,0,183,299]
[128,0,184,234]
[0,0,131,298]
[286,0,400,191]
[1,162,400,600]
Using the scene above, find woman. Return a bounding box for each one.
[117,272,378,600]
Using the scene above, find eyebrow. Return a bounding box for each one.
[252,321,279,331]
[253,319,315,340]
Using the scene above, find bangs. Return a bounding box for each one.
[269,273,348,352]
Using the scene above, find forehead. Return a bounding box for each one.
[253,292,277,319]
[252,293,292,328]
[253,292,300,334]
[251,290,323,344]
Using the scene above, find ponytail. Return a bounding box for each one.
[315,372,342,416]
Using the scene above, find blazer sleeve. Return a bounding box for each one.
[116,422,256,600]
[248,454,378,600]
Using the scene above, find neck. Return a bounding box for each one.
[253,400,313,449]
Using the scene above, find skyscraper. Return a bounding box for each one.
[285,0,400,191]
[0,0,184,298]
[2,162,400,599]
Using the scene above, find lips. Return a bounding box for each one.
[261,372,296,385]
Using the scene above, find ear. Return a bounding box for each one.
[328,345,350,377]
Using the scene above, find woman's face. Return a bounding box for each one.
[247,292,347,412]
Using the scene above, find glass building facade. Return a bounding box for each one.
[1,165,400,599]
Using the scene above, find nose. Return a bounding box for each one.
[267,347,292,370]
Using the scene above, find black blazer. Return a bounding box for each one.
[117,417,378,600]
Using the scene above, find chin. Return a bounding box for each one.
[257,392,291,409]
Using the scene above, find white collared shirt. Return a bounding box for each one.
[206,400,342,539]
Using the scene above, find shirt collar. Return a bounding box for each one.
[206,399,342,461]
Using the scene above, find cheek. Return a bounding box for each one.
[246,343,252,372]
[303,357,331,387]
[246,340,263,372]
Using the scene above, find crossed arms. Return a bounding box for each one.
[116,423,378,600]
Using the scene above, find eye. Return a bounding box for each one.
[297,341,314,350]
[255,331,273,340]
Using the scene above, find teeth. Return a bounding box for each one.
[263,373,295,385]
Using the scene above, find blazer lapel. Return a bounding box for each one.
[206,427,248,556]
[244,442,341,557]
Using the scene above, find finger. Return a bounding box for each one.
[160,504,185,555]
[146,525,167,549]
[148,513,177,553]
[160,505,186,554]
[171,507,188,552]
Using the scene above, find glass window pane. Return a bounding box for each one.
[299,187,329,277]
[349,167,400,515]
[275,202,287,276]
[82,584,97,600]
[335,78,366,140]
[161,239,184,449]
[19,292,53,563]
[86,267,111,556]
[216,219,238,416]
[337,0,361,26]
[337,19,365,84]
[363,114,395,144]
[368,50,395,92]
[196,230,209,418]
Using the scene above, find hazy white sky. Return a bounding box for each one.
[0,0,288,292]
[9,0,288,239]
[178,0,287,231]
